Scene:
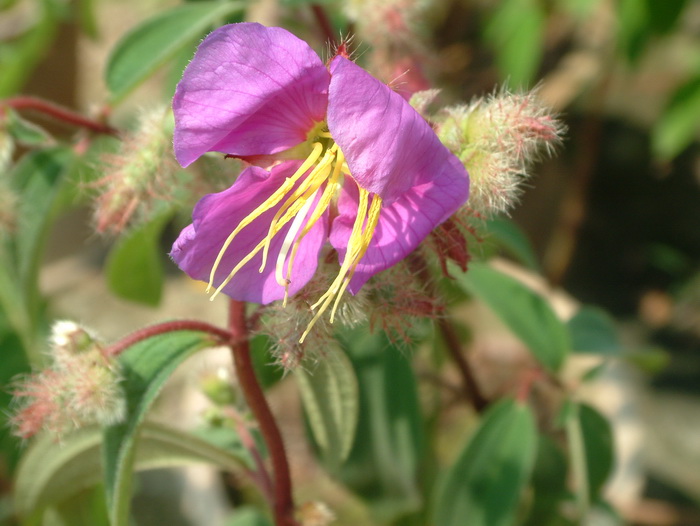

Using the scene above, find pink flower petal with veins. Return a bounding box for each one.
[173,23,329,167]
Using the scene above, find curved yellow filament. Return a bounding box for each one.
[207,142,324,292]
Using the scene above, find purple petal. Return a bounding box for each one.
[329,154,469,293]
[171,162,328,304]
[173,23,330,167]
[327,56,464,204]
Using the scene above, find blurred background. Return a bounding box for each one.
[3,0,700,524]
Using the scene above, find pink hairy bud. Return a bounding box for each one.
[11,321,126,439]
[437,89,565,216]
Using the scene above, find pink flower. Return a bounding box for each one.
[170,23,468,338]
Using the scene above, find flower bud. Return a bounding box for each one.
[437,89,565,216]
[92,107,178,234]
[11,322,126,439]
[200,368,238,406]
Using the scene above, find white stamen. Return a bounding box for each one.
[275,187,320,289]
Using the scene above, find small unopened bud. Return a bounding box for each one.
[11,322,125,439]
[200,368,237,406]
[92,107,177,234]
[437,89,565,216]
[298,501,335,526]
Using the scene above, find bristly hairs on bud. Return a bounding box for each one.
[255,254,370,371]
[10,321,126,439]
[91,106,179,235]
[436,87,566,217]
[364,259,442,343]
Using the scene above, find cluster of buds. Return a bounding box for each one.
[11,321,126,439]
[91,107,178,234]
[435,89,565,216]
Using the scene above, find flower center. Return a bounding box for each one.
[207,133,382,342]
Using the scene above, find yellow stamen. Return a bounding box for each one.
[259,144,337,271]
[282,150,345,306]
[207,142,324,292]
[299,189,382,343]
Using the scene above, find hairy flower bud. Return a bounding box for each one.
[11,321,126,439]
[437,89,565,216]
[92,107,178,234]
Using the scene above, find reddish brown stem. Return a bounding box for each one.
[228,300,297,526]
[407,253,488,412]
[310,4,338,48]
[103,320,233,357]
[3,96,118,136]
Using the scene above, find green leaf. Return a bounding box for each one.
[578,403,614,499]
[334,328,424,522]
[523,434,568,526]
[567,305,621,355]
[644,0,688,35]
[0,0,60,96]
[484,217,540,270]
[250,334,284,390]
[296,349,359,469]
[105,1,245,103]
[5,147,75,363]
[105,209,172,306]
[76,0,99,39]
[15,421,250,521]
[616,0,650,63]
[652,76,700,160]
[5,109,54,147]
[456,261,570,371]
[10,147,74,288]
[103,330,213,526]
[484,0,545,87]
[226,507,273,526]
[432,398,538,526]
[564,402,614,519]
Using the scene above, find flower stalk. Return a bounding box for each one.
[2,96,117,136]
[228,300,298,526]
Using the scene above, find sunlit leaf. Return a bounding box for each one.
[105,1,245,102]
[456,261,570,371]
[296,349,359,469]
[15,421,250,522]
[433,398,537,526]
[103,330,213,526]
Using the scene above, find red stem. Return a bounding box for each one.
[228,300,297,526]
[310,4,338,48]
[103,320,233,357]
[3,96,118,136]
